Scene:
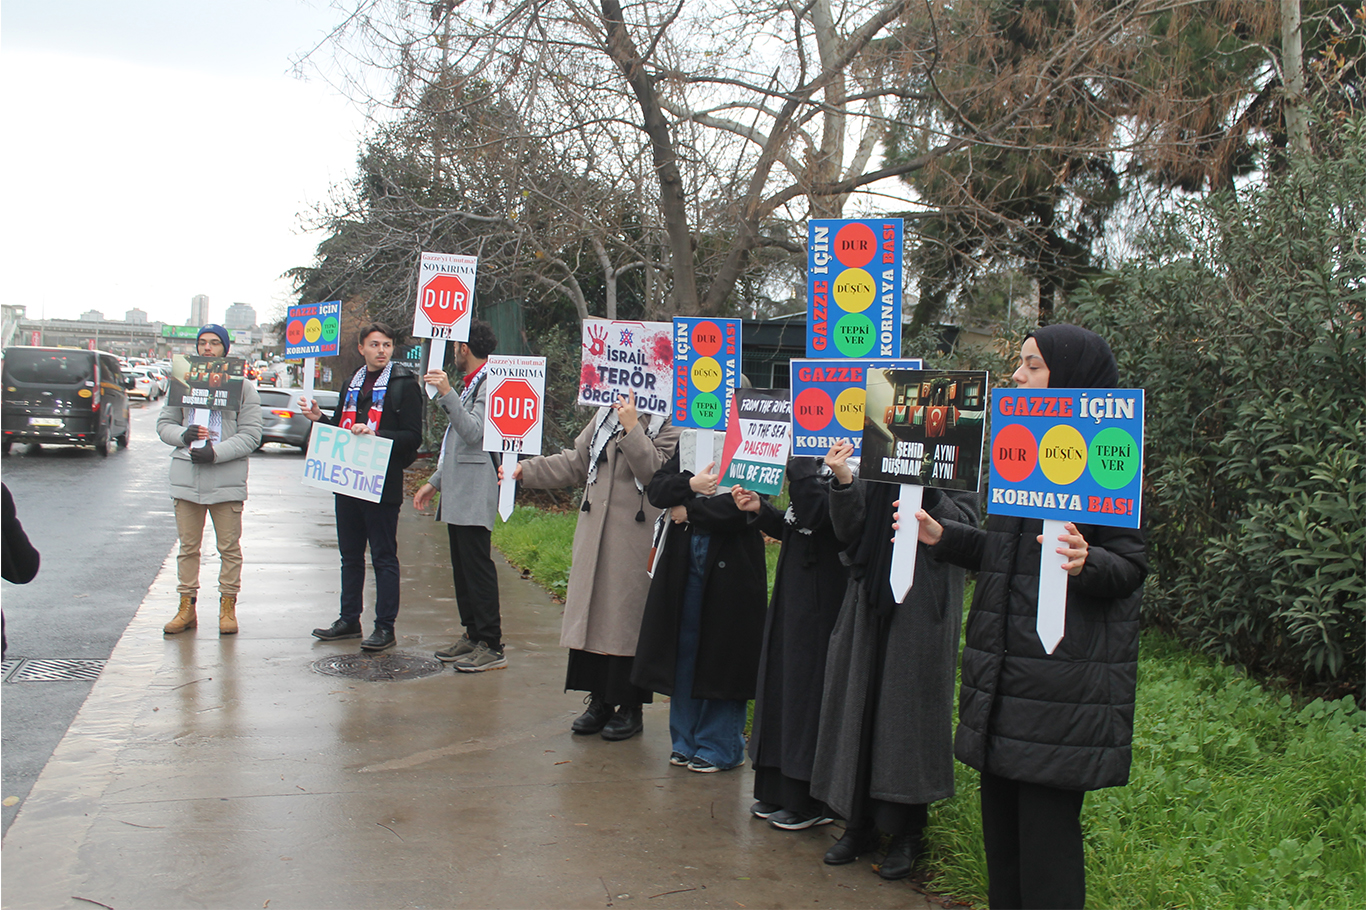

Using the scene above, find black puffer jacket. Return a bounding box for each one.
[933,514,1147,791]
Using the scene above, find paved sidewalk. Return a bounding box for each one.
[1,464,932,909]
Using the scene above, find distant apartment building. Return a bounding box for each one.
[126,308,149,324]
[223,302,257,330]
[189,294,210,326]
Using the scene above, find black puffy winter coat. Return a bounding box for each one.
[933,514,1147,791]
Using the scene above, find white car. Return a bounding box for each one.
[126,367,161,400]
[145,364,170,396]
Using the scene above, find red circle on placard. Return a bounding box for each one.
[992,423,1038,483]
[794,387,834,431]
[834,222,876,268]
[691,321,722,356]
[286,319,305,345]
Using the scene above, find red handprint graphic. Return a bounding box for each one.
[585,323,609,357]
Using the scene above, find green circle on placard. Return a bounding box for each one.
[833,312,876,357]
[1088,427,1139,490]
[691,392,722,428]
[322,315,340,342]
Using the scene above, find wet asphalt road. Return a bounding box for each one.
[0,401,306,834]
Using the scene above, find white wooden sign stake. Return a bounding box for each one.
[498,452,517,522]
[694,428,715,478]
[889,482,923,603]
[190,407,211,449]
[1036,518,1069,653]
[425,340,447,398]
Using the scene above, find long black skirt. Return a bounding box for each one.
[564,649,654,705]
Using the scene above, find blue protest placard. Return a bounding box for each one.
[986,389,1145,528]
[284,300,342,359]
[671,317,742,429]
[807,218,902,358]
[789,358,922,456]
[301,423,395,504]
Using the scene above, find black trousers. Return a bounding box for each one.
[447,524,501,649]
[335,495,401,629]
[980,769,1087,910]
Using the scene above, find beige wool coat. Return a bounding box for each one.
[517,410,679,656]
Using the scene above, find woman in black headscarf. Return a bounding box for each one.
[912,324,1149,909]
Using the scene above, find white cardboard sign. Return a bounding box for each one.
[482,356,547,455]
[302,423,395,503]
[577,319,672,416]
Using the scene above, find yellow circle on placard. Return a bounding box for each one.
[304,317,323,343]
[832,268,875,314]
[834,387,865,431]
[1038,425,1088,485]
[691,356,722,393]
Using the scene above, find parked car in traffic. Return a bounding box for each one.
[258,388,339,450]
[2,347,132,456]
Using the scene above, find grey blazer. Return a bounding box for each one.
[428,376,498,530]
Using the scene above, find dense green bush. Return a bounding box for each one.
[1066,116,1366,692]
[925,630,1366,909]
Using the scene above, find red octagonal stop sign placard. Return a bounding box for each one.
[482,356,547,455]
[421,274,469,327]
[489,378,539,438]
[413,251,477,342]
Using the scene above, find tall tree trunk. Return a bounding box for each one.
[1281,0,1309,157]
[599,0,702,314]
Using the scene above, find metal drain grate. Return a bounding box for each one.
[4,658,107,682]
[311,651,444,682]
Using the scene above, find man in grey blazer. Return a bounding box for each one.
[413,319,504,671]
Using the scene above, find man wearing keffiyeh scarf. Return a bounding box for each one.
[305,323,424,653]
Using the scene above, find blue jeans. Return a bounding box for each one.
[669,530,748,768]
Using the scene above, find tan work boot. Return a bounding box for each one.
[218,594,238,635]
[164,595,197,634]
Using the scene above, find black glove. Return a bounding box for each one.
[190,442,215,464]
[182,426,204,446]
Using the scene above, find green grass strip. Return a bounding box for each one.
[493,505,1366,908]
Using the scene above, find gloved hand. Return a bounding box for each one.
[182,425,204,446]
[190,441,216,464]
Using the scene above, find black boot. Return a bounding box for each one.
[877,832,922,880]
[600,702,644,741]
[571,694,614,735]
[824,826,879,865]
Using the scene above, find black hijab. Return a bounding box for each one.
[1029,324,1119,389]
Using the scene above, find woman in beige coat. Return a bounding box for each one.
[506,391,679,740]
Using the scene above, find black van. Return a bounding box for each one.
[2,347,132,456]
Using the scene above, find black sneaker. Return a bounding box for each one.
[453,640,507,672]
[669,752,692,767]
[750,801,782,819]
[768,809,835,831]
[360,627,396,652]
[312,619,363,641]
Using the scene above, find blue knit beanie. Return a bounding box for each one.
[197,324,231,354]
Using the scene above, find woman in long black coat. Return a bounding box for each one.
[915,324,1149,910]
[811,445,977,880]
[631,449,768,771]
[733,456,848,830]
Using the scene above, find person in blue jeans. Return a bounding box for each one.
[631,448,767,772]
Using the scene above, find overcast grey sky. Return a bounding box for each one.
[1,0,369,328]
